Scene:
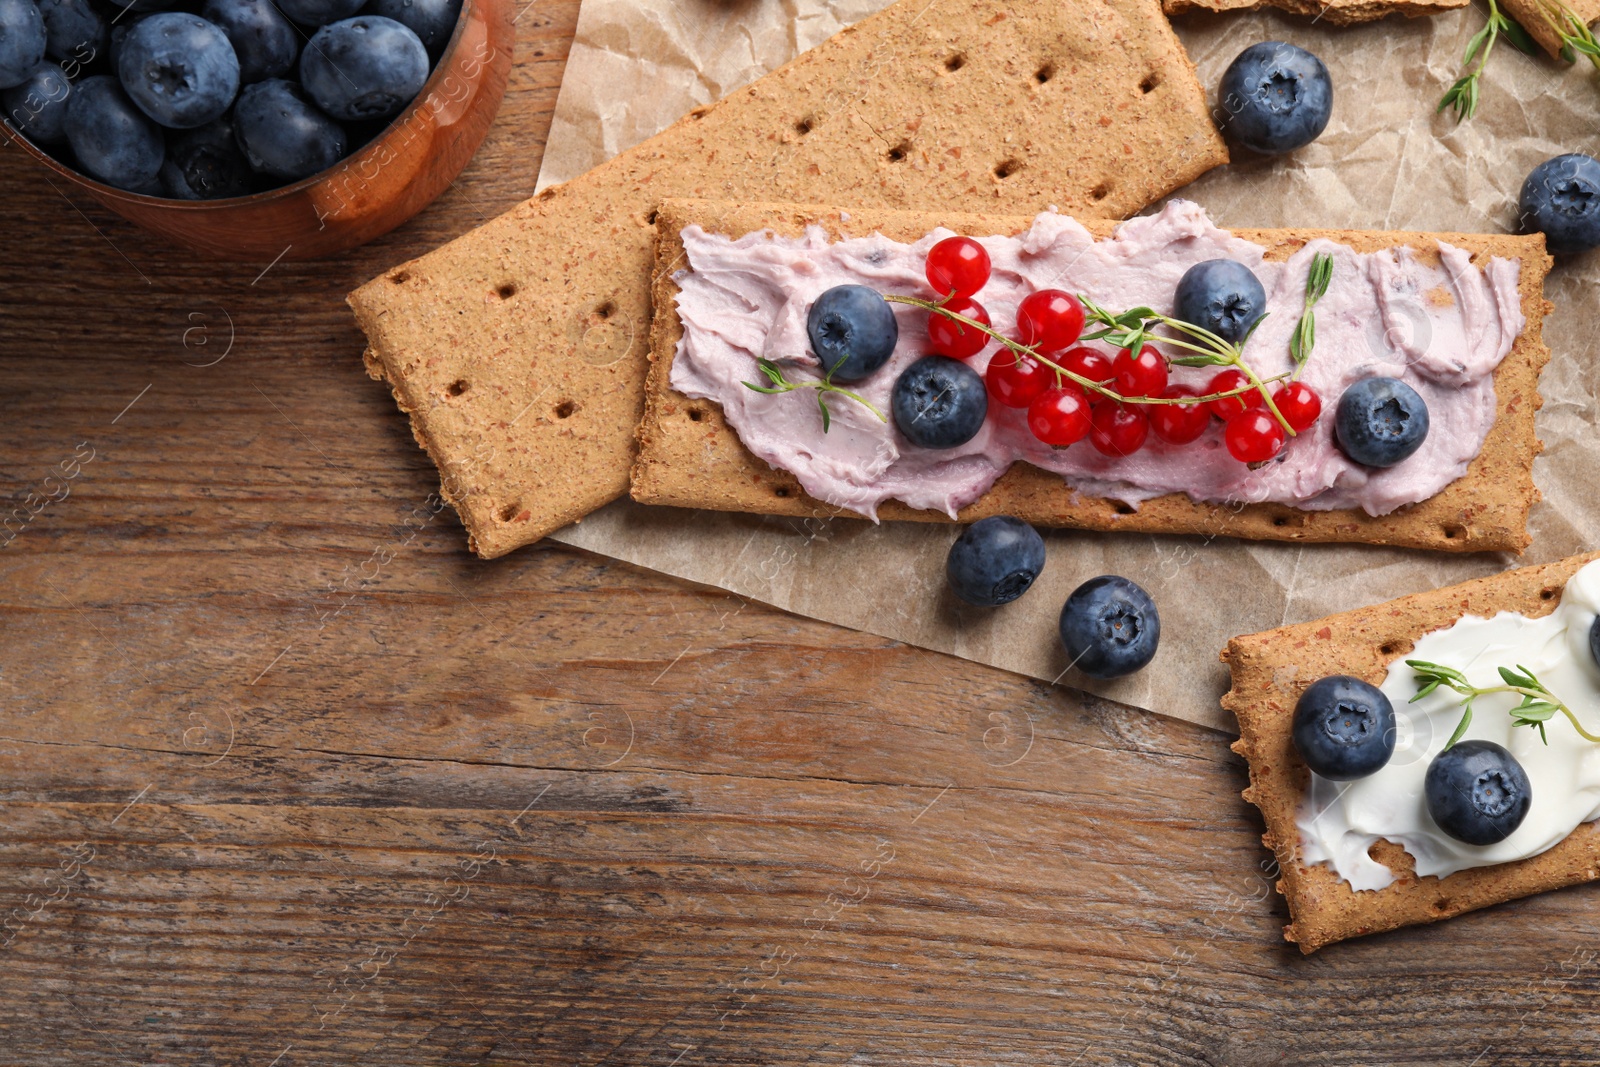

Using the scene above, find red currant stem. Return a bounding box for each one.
[1077,296,1297,437]
[885,294,1291,409]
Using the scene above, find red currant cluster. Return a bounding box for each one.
[922,236,1323,463]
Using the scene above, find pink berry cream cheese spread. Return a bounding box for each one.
[666,200,1526,521]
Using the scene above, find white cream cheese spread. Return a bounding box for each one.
[1299,559,1600,892]
[669,200,1525,520]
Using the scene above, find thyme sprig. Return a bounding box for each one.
[889,292,1299,435]
[742,356,886,432]
[1408,658,1600,748]
[1289,252,1334,374]
[1439,0,1538,123]
[1533,0,1600,68]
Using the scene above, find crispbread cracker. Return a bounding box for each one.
[347,0,1227,559]
[1501,0,1600,59]
[1163,0,1467,22]
[630,199,1552,554]
[1224,553,1600,953]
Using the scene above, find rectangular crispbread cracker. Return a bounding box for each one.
[629,198,1552,553]
[347,0,1228,559]
[1501,0,1600,59]
[1224,553,1600,953]
[1164,0,1466,22]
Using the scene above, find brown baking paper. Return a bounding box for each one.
[541,1,1600,734]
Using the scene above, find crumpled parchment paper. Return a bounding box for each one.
[540,0,1600,734]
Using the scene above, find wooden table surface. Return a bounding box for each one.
[4,4,1600,1064]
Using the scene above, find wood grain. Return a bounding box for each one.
[3,3,1600,1064]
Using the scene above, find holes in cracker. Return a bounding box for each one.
[795,116,815,136]
[555,400,578,419]
[447,379,469,398]
[498,502,522,523]
[570,297,635,368]
[1442,524,1467,541]
[774,486,791,498]
[496,282,517,300]
[994,159,1020,180]
[1090,183,1111,202]
[1542,586,1559,601]
[390,270,410,285]
[644,209,660,226]
[1112,502,1135,516]
[1035,63,1055,85]
[1140,72,1161,94]
[887,141,911,163]
[944,53,966,72]
[687,407,705,423]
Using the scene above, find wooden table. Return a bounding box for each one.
[3,5,1598,1063]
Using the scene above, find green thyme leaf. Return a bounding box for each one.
[1446,702,1475,750]
[1501,14,1540,53]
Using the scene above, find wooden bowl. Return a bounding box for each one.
[9,0,514,261]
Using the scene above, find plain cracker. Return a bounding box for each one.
[1224,553,1600,953]
[346,0,1228,559]
[630,198,1552,554]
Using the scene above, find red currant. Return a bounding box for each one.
[925,236,991,299]
[1271,381,1323,432]
[1015,290,1086,353]
[986,347,1050,408]
[1203,368,1265,421]
[1056,345,1114,386]
[1148,385,1210,445]
[1112,344,1168,399]
[927,297,991,360]
[1089,403,1149,457]
[1027,385,1092,446]
[1224,409,1286,463]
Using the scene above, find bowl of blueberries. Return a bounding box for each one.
[0,0,512,259]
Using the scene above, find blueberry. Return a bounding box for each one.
[164,117,254,197]
[0,0,47,89]
[300,14,426,122]
[1334,376,1429,468]
[1174,259,1266,344]
[37,0,100,63]
[272,0,362,27]
[891,355,987,449]
[805,283,898,382]
[1591,616,1600,671]
[366,0,459,55]
[201,0,297,83]
[64,73,163,188]
[1058,575,1160,679]
[945,516,1045,607]
[1519,153,1600,256]
[117,12,240,128]
[1425,739,1532,846]
[107,10,155,69]
[1,60,69,142]
[1218,41,1332,155]
[233,77,346,179]
[1291,675,1395,780]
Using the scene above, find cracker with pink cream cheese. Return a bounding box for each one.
[634,200,1549,552]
